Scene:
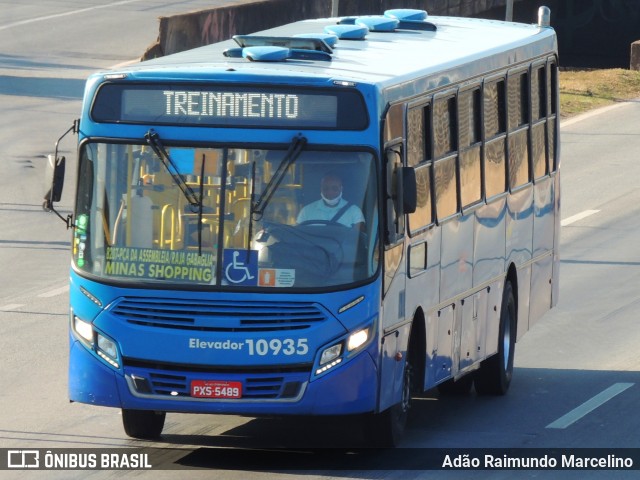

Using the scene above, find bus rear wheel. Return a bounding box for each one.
[122,409,166,439]
[475,281,516,395]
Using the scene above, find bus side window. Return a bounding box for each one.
[483,78,507,199]
[507,70,530,189]
[548,60,559,173]
[531,63,547,180]
[458,87,482,209]
[433,94,459,221]
[407,103,434,234]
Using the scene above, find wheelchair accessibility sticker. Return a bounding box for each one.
[223,249,258,286]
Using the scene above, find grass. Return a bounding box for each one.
[559,68,640,118]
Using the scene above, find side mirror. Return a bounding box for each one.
[401,166,417,214]
[43,154,66,210]
[43,120,78,227]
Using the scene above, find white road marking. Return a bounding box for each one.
[561,209,600,227]
[546,382,634,429]
[38,285,70,298]
[0,0,143,32]
[0,304,24,311]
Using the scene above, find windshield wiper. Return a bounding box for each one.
[145,129,200,212]
[251,134,307,218]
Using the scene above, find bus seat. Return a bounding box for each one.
[129,193,154,248]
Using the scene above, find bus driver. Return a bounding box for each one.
[296,172,364,229]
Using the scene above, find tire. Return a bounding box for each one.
[365,358,412,447]
[122,409,166,439]
[475,281,516,395]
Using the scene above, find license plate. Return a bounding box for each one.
[191,380,242,399]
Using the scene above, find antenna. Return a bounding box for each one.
[538,6,551,27]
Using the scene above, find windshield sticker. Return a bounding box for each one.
[104,246,214,282]
[258,268,295,287]
[74,214,89,268]
[223,249,258,286]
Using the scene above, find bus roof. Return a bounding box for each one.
[93,14,556,120]
[125,14,557,90]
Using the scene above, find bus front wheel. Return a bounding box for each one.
[122,409,166,439]
[475,281,516,395]
[365,358,412,447]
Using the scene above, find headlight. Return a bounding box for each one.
[97,334,117,359]
[72,314,120,369]
[96,333,120,368]
[314,324,374,378]
[73,316,93,343]
[347,328,369,351]
[316,342,343,375]
[320,343,343,365]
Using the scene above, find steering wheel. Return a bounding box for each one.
[297,219,347,227]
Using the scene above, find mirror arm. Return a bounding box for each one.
[54,120,79,164]
[50,203,74,229]
[45,120,79,229]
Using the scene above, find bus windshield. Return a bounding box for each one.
[73,141,379,289]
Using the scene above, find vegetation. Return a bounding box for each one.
[560,69,640,118]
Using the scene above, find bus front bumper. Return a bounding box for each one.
[69,339,378,416]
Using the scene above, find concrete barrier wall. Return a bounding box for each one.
[485,0,640,68]
[142,0,519,60]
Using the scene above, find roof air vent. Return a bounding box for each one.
[355,16,399,32]
[324,24,368,40]
[223,45,332,62]
[242,46,290,62]
[384,9,437,31]
[384,9,428,21]
[223,35,335,62]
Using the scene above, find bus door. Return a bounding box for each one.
[378,142,416,412]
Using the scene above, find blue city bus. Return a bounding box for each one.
[46,7,560,446]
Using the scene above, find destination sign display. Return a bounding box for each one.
[91,83,368,130]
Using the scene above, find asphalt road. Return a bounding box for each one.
[2,2,640,479]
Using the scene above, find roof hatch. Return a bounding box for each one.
[339,10,436,32]
[223,35,334,62]
[221,9,437,62]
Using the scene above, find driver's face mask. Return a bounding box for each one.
[321,191,342,206]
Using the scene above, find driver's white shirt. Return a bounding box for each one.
[296,198,364,227]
